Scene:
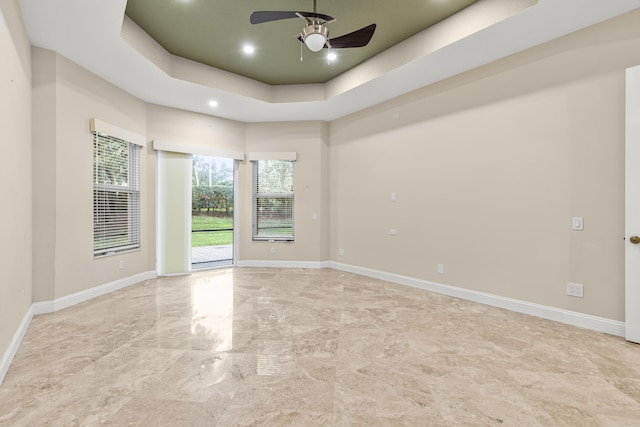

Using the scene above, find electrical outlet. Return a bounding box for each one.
[270,247,276,254]
[119,260,124,270]
[437,264,444,274]
[338,248,345,257]
[566,282,584,298]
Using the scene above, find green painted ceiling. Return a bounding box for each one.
[125,0,480,85]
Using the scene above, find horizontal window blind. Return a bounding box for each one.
[252,160,294,241]
[93,133,141,256]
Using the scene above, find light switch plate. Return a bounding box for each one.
[572,217,584,231]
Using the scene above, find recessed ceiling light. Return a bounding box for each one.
[243,44,255,55]
[327,52,337,62]
[209,100,218,108]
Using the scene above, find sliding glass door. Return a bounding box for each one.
[191,155,234,269]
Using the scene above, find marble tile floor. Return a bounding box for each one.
[2,268,640,426]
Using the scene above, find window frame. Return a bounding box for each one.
[252,159,295,242]
[92,131,141,257]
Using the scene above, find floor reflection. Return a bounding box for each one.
[190,270,234,352]
[257,340,294,377]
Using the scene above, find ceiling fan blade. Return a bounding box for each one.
[297,11,335,23]
[327,23,376,48]
[250,11,334,24]
[250,11,298,24]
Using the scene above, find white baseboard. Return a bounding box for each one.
[32,271,157,315]
[0,305,33,386]
[329,261,625,337]
[237,260,329,269]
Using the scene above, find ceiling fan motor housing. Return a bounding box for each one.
[302,23,329,51]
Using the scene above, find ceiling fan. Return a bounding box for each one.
[250,0,376,52]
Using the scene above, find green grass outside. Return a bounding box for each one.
[192,230,232,246]
[190,213,293,246]
[192,214,233,247]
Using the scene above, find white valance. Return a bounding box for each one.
[248,152,297,161]
[153,139,245,160]
[90,118,146,147]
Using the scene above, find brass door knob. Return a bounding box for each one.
[631,236,640,244]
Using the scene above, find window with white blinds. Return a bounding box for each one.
[252,159,294,241]
[93,132,141,256]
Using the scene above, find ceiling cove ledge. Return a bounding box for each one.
[120,0,537,106]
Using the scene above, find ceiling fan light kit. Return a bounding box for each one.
[302,24,329,51]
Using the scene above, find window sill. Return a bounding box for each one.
[94,247,141,259]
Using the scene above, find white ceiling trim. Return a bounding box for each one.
[18,0,640,123]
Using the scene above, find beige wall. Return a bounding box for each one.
[242,121,330,263]
[31,48,153,301]
[146,104,245,151]
[31,48,56,301]
[0,0,32,370]
[330,10,640,321]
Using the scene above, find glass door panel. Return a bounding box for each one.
[191,155,234,269]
